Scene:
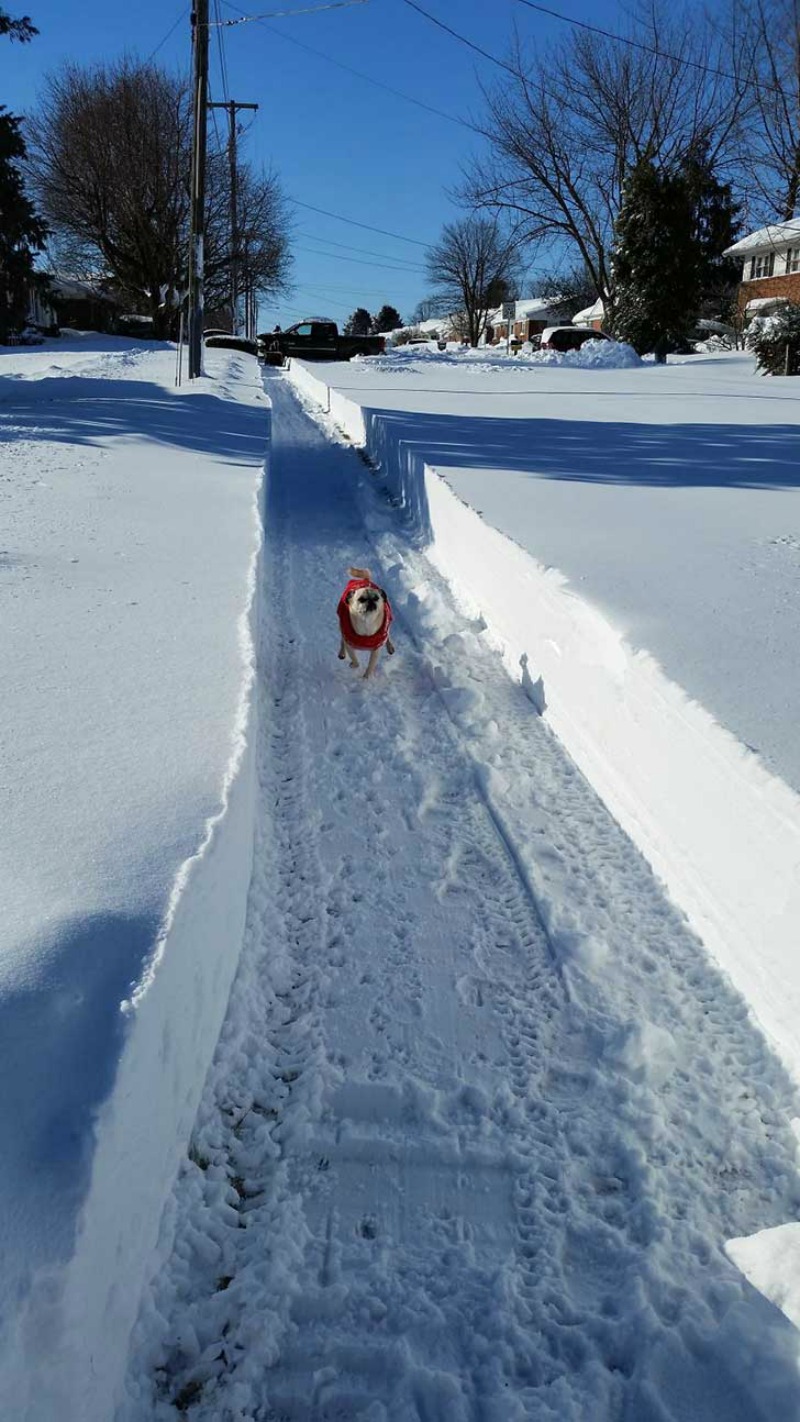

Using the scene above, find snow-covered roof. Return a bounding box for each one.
[48,276,117,303]
[573,299,604,324]
[487,297,562,324]
[745,295,791,311]
[724,218,800,255]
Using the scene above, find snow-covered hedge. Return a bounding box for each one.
[748,305,800,375]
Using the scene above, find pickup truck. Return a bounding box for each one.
[259,318,385,365]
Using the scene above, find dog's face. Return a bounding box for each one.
[348,584,386,635]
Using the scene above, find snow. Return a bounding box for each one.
[725,217,800,255]
[6,330,800,1417]
[120,369,800,1420]
[357,337,641,374]
[572,298,605,324]
[285,351,800,1093]
[0,334,267,1419]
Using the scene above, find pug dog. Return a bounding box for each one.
[337,566,395,679]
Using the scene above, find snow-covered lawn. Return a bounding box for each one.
[0,335,267,1417]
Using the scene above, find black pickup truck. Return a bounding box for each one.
[259,318,385,366]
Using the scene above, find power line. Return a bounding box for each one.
[402,0,785,102]
[401,0,519,78]
[291,198,432,248]
[219,0,481,133]
[512,0,783,97]
[212,0,369,24]
[296,246,424,274]
[297,231,426,267]
[212,0,231,100]
[147,4,190,61]
[296,239,425,273]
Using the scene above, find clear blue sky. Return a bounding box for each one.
[7,0,645,328]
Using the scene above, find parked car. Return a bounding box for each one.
[540,326,612,352]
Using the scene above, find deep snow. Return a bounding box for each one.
[0,335,267,1418]
[121,371,800,1421]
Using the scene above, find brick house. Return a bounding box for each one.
[725,217,800,319]
[484,297,563,345]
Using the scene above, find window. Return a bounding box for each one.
[786,247,800,274]
[749,252,775,279]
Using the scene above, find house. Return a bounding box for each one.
[46,276,124,333]
[572,298,605,330]
[484,297,564,345]
[724,217,800,320]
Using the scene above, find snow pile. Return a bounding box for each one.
[0,337,267,1420]
[528,336,641,367]
[355,337,641,376]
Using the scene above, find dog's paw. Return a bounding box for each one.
[337,649,346,660]
[387,643,395,656]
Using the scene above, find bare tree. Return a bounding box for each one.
[425,216,522,346]
[734,0,800,220]
[205,158,293,320]
[27,61,189,335]
[27,58,292,337]
[465,2,750,318]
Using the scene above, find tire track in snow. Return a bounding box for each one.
[122,372,800,1422]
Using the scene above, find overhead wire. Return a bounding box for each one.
[400,0,519,79]
[219,0,481,134]
[147,4,190,62]
[296,247,425,274]
[212,0,370,25]
[291,199,431,248]
[402,0,785,101]
[296,231,426,268]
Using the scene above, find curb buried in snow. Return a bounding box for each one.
[286,356,800,1094]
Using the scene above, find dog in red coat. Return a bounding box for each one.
[337,566,395,679]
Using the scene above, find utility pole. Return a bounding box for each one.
[188,0,209,378]
[209,100,258,336]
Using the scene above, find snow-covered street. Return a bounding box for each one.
[122,371,800,1421]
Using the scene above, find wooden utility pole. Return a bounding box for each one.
[188,0,210,378]
[209,100,258,336]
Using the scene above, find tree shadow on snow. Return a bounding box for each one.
[358,406,800,549]
[0,370,266,465]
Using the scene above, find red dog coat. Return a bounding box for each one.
[337,578,393,651]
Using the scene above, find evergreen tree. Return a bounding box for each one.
[0,7,37,41]
[683,142,740,315]
[612,147,740,356]
[0,10,47,343]
[344,306,371,336]
[372,304,402,334]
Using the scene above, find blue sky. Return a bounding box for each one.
[8,0,636,328]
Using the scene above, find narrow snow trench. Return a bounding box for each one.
[123,373,800,1422]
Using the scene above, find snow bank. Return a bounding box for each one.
[353,337,642,375]
[0,340,267,1419]
[287,358,800,1093]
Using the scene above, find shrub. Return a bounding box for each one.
[748,304,800,375]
